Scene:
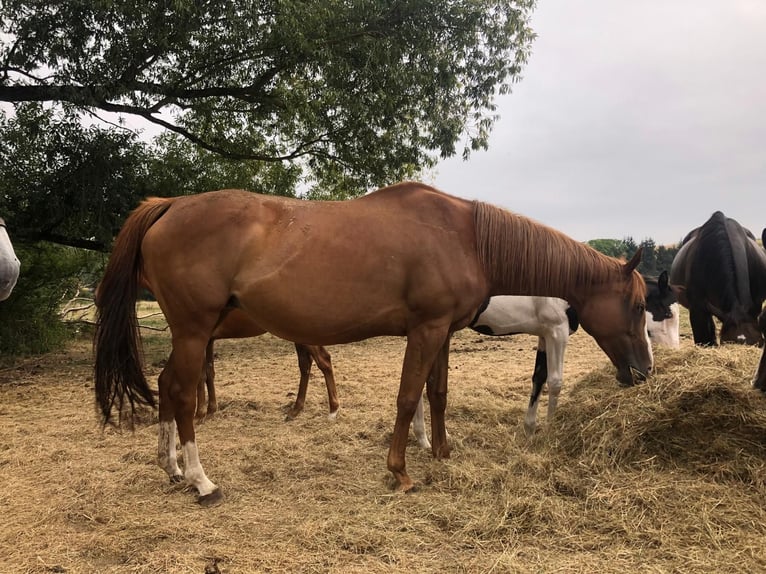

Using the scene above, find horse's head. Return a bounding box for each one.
[644,271,676,321]
[715,307,764,346]
[575,250,654,386]
[644,270,681,348]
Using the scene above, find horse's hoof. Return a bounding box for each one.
[396,482,419,494]
[197,489,224,507]
[169,474,184,484]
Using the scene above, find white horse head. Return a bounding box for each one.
[0,219,20,301]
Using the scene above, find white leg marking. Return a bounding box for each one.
[182,441,217,496]
[412,395,431,449]
[524,397,541,436]
[158,420,182,478]
[545,330,567,422]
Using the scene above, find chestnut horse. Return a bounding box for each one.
[0,218,20,301]
[198,309,338,420]
[94,183,652,504]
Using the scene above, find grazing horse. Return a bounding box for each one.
[413,272,679,445]
[203,271,676,443]
[94,183,652,503]
[0,218,20,301]
[643,271,680,349]
[198,309,338,420]
[670,212,766,346]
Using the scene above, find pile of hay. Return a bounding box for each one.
[4,323,766,572]
[550,345,766,485]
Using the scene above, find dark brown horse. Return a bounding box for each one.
[198,309,338,420]
[670,212,766,346]
[94,182,651,504]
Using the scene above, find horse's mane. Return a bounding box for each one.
[695,212,742,310]
[472,200,645,304]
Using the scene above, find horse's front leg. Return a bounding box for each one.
[524,336,547,435]
[287,343,312,420]
[689,307,717,346]
[543,329,568,423]
[387,324,448,492]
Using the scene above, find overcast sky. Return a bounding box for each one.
[429,0,766,245]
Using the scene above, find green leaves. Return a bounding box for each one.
[1,0,537,191]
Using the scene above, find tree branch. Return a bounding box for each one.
[16,231,108,252]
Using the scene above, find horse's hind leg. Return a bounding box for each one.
[411,395,431,449]
[159,336,221,504]
[287,343,313,420]
[524,337,547,435]
[311,345,340,419]
[195,339,217,419]
[204,339,218,416]
[426,336,451,459]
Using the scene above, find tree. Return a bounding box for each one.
[0,103,153,251]
[1,0,537,194]
[638,238,657,275]
[587,236,680,278]
[586,238,632,259]
[147,132,303,199]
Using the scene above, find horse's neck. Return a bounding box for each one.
[491,250,616,307]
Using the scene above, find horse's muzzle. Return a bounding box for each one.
[617,365,649,387]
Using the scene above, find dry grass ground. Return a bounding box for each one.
[1,304,766,573]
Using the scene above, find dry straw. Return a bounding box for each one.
[2,310,766,572]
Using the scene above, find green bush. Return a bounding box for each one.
[0,243,103,356]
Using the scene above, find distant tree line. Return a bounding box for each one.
[586,237,680,277]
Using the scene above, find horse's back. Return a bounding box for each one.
[139,186,489,345]
[471,296,570,337]
[670,212,766,305]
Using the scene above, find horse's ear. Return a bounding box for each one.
[658,270,669,291]
[624,247,643,274]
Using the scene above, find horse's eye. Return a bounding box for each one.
[637,302,646,313]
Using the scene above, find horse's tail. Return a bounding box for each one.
[93,197,175,426]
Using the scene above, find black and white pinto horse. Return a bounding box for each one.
[670,212,766,346]
[0,218,20,301]
[643,271,681,350]
[412,274,678,443]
